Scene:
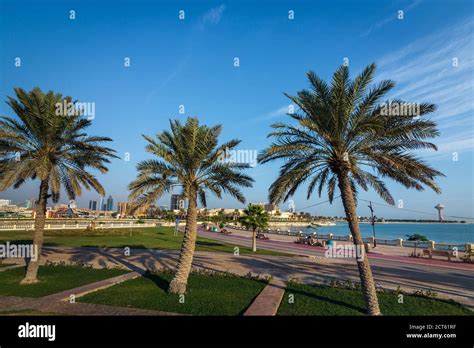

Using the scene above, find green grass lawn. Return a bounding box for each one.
[0,265,128,298]
[278,282,472,316]
[0,262,16,268]
[0,309,63,316]
[79,271,267,315]
[0,226,287,256]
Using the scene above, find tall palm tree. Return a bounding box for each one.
[129,117,254,294]
[239,204,270,252]
[0,87,117,284]
[258,63,444,315]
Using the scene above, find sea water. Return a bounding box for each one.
[297,222,474,244]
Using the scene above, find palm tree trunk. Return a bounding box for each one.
[252,228,257,252]
[168,190,198,294]
[337,172,381,316]
[21,178,49,284]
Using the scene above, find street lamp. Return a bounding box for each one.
[170,184,184,237]
[368,201,377,247]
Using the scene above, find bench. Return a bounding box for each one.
[423,248,454,261]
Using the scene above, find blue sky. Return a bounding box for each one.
[1,0,473,220]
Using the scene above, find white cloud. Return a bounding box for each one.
[360,0,423,37]
[252,105,291,123]
[376,18,474,155]
[201,4,226,26]
[417,132,474,160]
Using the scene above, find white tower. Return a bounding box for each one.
[434,203,445,221]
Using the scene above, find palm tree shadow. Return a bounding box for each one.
[196,241,224,247]
[290,286,367,314]
[141,271,170,292]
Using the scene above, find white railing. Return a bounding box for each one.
[224,225,470,252]
[0,222,157,231]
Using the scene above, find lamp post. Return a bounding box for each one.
[368,201,377,247]
[170,184,184,237]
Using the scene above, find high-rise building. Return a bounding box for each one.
[89,200,98,211]
[170,194,185,210]
[106,195,114,211]
[99,196,106,211]
[26,199,36,209]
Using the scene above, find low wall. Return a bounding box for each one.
[0,222,157,231]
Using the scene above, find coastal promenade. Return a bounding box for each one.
[197,228,473,270]
[2,242,473,309]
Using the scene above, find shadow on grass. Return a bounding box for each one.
[196,241,225,247]
[2,239,34,245]
[80,244,150,249]
[288,285,367,314]
[142,271,170,292]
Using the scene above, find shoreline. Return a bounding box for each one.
[221,225,473,249]
[358,221,474,225]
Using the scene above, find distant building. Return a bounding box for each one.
[170,194,185,210]
[0,199,12,207]
[106,195,114,211]
[26,199,36,209]
[264,203,276,212]
[48,207,89,219]
[99,196,106,211]
[118,201,148,217]
[89,200,98,211]
[117,202,129,217]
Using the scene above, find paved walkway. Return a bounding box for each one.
[41,271,142,302]
[0,295,181,316]
[244,278,286,316]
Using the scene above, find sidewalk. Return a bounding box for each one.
[244,278,286,316]
[198,228,474,271]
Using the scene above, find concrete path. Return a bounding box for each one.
[41,271,142,302]
[0,295,181,316]
[244,278,286,316]
[3,245,472,310]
